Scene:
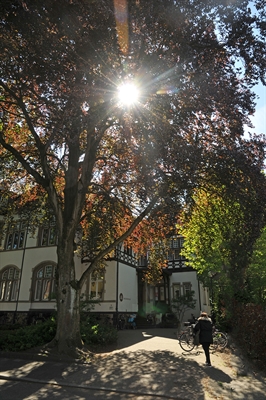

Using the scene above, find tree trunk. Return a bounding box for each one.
[54,242,83,355]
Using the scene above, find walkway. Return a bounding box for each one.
[0,328,265,399]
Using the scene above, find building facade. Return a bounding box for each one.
[0,217,210,326]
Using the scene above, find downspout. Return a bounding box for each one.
[167,274,171,306]
[13,222,28,324]
[115,255,119,327]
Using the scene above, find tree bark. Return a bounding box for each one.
[54,241,83,355]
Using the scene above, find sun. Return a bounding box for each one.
[117,82,139,106]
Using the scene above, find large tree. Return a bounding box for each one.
[179,176,266,318]
[0,0,266,354]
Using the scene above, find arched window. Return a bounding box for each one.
[89,270,104,300]
[32,263,57,301]
[0,266,20,301]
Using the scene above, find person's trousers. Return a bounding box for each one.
[202,342,211,364]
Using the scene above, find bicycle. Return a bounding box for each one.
[178,322,196,352]
[147,313,156,325]
[211,329,228,351]
[178,323,228,352]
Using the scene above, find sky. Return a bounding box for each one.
[245,2,266,137]
[247,83,266,137]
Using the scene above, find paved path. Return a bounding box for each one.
[0,328,265,399]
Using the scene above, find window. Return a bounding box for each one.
[89,270,104,300]
[5,221,27,250]
[39,217,58,246]
[168,237,185,261]
[0,221,5,249]
[32,263,57,301]
[0,266,20,301]
[173,283,181,298]
[183,282,192,296]
[138,255,147,267]
[171,248,182,260]
[124,245,133,256]
[172,237,184,248]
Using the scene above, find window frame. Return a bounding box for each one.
[0,266,20,302]
[168,237,185,261]
[32,263,57,302]
[183,282,192,296]
[5,221,27,251]
[89,270,104,300]
[173,283,181,298]
[38,217,58,247]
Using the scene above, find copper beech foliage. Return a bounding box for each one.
[0,0,266,349]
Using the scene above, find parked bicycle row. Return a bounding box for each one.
[116,313,137,330]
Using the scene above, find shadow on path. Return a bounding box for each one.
[1,328,266,399]
[0,350,207,399]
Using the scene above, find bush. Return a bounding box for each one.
[0,323,21,331]
[232,302,266,370]
[0,316,117,352]
[81,316,118,346]
[0,318,56,351]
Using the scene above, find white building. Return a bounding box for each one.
[0,216,210,326]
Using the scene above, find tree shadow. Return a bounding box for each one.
[0,350,207,399]
[1,336,265,400]
[85,350,206,399]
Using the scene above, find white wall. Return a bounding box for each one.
[0,245,58,313]
[88,260,117,313]
[82,260,138,314]
[117,262,138,313]
[170,270,206,322]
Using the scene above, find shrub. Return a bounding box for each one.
[0,315,117,352]
[232,302,266,370]
[0,318,56,351]
[81,316,118,345]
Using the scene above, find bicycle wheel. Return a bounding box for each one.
[212,332,228,350]
[179,332,195,352]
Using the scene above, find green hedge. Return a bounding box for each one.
[0,318,56,351]
[0,317,117,352]
[232,302,266,370]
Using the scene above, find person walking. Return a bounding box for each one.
[194,312,213,367]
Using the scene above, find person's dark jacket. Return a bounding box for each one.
[194,316,213,344]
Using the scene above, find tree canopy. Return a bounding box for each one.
[246,227,266,306]
[0,0,266,354]
[179,177,266,320]
[180,177,266,271]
